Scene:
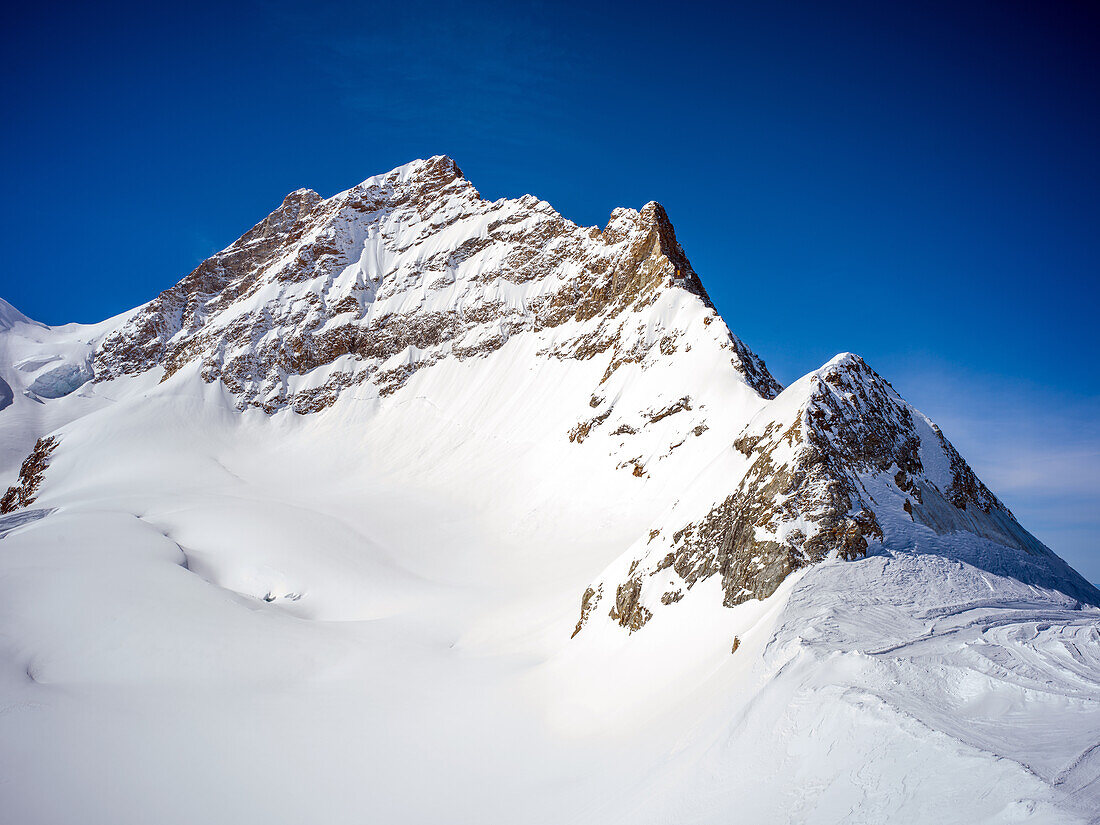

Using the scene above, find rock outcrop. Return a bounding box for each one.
[92,156,778,413]
[573,354,1100,635]
[1,436,59,514]
[7,156,1091,634]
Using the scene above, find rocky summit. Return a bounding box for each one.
[1,158,1097,825]
[94,155,776,411]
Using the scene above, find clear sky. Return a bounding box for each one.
[2,1,1097,579]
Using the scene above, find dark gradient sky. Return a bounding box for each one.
[2,1,1098,578]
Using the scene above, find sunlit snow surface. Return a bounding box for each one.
[0,186,1098,823]
[0,364,1095,824]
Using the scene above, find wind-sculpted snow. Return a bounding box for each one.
[0,507,52,538]
[0,158,1097,824]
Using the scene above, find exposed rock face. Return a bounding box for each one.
[1,436,59,514]
[571,586,603,638]
[92,156,778,413]
[609,574,652,632]
[572,353,1100,635]
[11,155,1090,635]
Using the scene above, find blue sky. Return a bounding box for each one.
[2,1,1097,579]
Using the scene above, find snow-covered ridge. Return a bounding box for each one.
[92,155,778,413]
[3,156,1095,627]
[0,298,129,478]
[0,297,43,332]
[1,157,1098,824]
[574,352,1099,635]
[3,156,1095,626]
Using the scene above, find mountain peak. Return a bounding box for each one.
[90,157,782,411]
[574,346,1099,636]
[281,187,322,207]
[404,153,463,180]
[819,351,864,371]
[349,154,466,197]
[3,151,1098,824]
[0,298,40,332]
[639,201,699,283]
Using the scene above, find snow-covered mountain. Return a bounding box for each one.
[1,157,1097,825]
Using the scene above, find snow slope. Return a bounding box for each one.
[0,297,133,481]
[0,157,1096,824]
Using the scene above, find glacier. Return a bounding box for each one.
[0,158,1096,825]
